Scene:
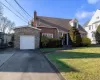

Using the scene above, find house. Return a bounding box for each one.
[31,11,87,46]
[0,32,12,48]
[0,32,4,46]
[14,26,41,49]
[84,9,100,44]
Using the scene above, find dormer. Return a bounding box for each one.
[69,18,78,28]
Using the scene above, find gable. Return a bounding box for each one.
[88,9,100,25]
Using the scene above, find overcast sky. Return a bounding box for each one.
[1,0,100,27]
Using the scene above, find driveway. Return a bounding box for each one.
[0,50,63,80]
[0,49,14,67]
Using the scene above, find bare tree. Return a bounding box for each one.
[0,3,3,18]
[0,17,15,33]
[0,3,15,34]
[6,22,15,34]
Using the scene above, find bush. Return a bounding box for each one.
[47,38,62,48]
[82,37,91,46]
[69,27,82,47]
[40,36,62,48]
[40,36,49,48]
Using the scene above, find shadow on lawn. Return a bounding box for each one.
[48,51,100,72]
[54,59,79,72]
[51,51,100,59]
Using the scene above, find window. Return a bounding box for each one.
[74,22,77,27]
[92,32,95,37]
[95,23,98,29]
[89,25,91,30]
[42,33,53,38]
[59,32,63,37]
[96,16,99,19]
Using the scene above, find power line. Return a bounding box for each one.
[5,0,29,22]
[14,0,32,18]
[0,1,28,23]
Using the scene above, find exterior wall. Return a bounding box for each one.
[37,27,58,38]
[14,27,40,49]
[85,9,100,44]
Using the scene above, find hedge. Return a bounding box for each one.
[40,36,62,48]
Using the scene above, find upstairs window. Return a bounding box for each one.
[96,16,99,19]
[74,22,77,27]
[89,25,91,30]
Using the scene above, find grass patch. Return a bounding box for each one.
[40,48,62,53]
[47,47,100,80]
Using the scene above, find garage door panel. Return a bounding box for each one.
[20,36,35,49]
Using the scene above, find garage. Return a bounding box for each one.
[20,36,35,49]
[14,26,41,49]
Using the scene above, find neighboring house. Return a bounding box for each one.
[84,9,100,44]
[0,32,3,45]
[31,11,87,46]
[0,32,12,48]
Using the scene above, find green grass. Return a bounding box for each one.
[47,47,100,80]
[40,48,62,53]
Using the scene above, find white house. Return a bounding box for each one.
[84,9,100,44]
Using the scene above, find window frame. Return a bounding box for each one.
[42,33,53,38]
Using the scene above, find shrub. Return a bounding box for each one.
[82,37,91,46]
[69,27,82,47]
[40,36,49,48]
[40,36,62,48]
[47,38,62,48]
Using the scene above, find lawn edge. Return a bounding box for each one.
[40,50,66,80]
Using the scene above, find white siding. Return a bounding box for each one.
[85,9,100,44]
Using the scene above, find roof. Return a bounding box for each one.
[37,16,72,32]
[14,25,41,31]
[83,20,90,27]
[37,16,87,34]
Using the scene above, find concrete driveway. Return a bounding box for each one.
[0,50,63,80]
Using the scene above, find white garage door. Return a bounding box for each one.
[20,35,35,49]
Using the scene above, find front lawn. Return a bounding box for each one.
[47,47,100,80]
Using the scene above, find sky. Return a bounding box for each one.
[1,0,100,27]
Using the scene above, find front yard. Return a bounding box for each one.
[46,47,100,80]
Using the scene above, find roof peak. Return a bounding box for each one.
[37,16,72,20]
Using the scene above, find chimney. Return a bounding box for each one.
[34,10,37,27]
